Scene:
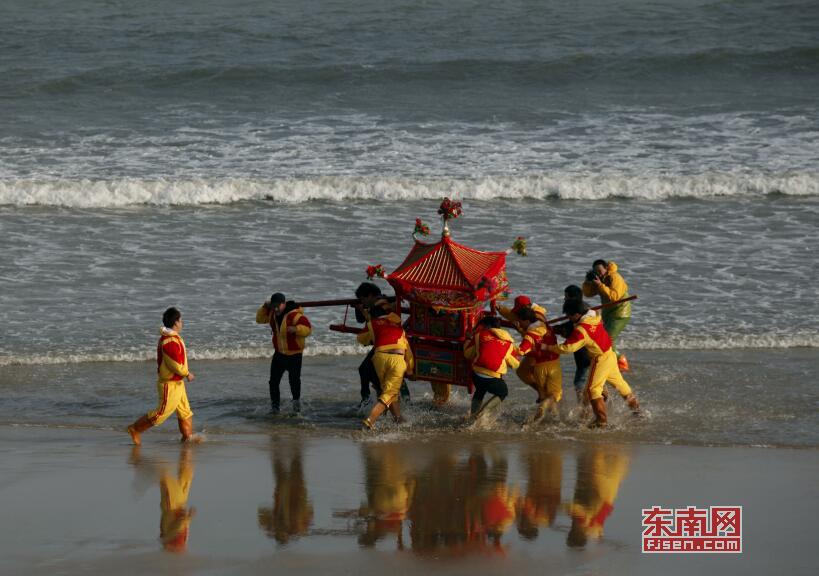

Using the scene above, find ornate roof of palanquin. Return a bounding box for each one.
[388,235,506,293]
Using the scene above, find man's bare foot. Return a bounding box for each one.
[127,425,141,446]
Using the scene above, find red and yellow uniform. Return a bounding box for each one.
[518,325,563,403]
[256,306,312,354]
[464,327,520,378]
[148,329,193,425]
[546,314,631,401]
[498,301,547,386]
[357,312,414,407]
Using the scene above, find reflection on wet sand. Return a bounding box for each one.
[332,444,414,548]
[129,445,196,553]
[567,446,630,549]
[257,439,314,545]
[335,444,520,555]
[517,446,562,540]
[410,448,517,556]
[354,443,416,549]
[316,440,630,555]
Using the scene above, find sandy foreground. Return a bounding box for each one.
[0,426,816,576]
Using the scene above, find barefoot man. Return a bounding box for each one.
[128,307,196,445]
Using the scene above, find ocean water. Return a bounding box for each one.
[1,1,818,446]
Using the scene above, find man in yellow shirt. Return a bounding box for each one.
[582,260,632,371]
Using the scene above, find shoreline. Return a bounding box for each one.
[1,348,817,449]
[2,422,817,452]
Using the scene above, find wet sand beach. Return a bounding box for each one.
[0,426,816,575]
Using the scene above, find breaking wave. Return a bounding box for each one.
[1,173,817,207]
[0,344,363,367]
[1,334,816,367]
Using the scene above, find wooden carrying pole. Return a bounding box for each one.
[496,295,638,329]
[296,298,410,315]
[547,295,638,325]
[295,298,360,308]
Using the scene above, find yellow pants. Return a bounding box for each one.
[373,352,406,407]
[516,355,535,387]
[148,380,193,425]
[533,359,563,403]
[585,350,632,401]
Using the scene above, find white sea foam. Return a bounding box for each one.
[620,333,819,351]
[0,344,365,367]
[1,335,815,367]
[1,173,816,207]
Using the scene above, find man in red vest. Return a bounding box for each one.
[464,316,520,419]
[127,307,196,445]
[545,300,640,428]
[256,292,312,414]
[357,307,414,431]
[353,282,410,413]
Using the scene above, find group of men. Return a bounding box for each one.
[126,259,639,444]
[343,258,640,431]
[490,258,638,428]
